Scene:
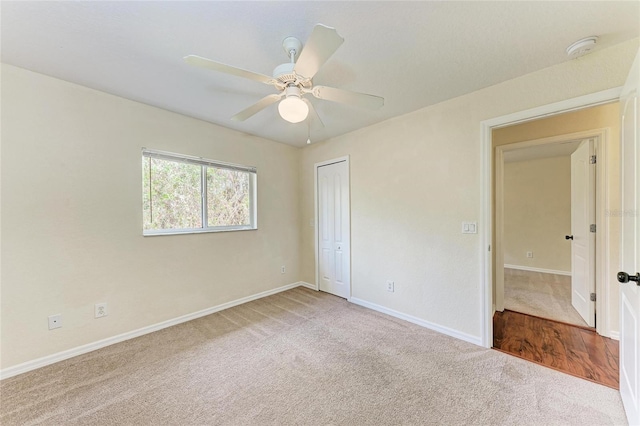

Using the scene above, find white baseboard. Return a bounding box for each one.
[609,331,620,341]
[349,297,483,346]
[0,282,308,380]
[299,281,318,290]
[504,264,571,276]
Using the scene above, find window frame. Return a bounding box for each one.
[142,148,257,236]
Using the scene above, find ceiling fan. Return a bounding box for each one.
[184,24,384,127]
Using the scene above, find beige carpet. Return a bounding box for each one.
[1,287,625,425]
[504,268,590,327]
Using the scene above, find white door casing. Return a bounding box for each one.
[317,159,350,299]
[619,48,640,426]
[570,138,596,327]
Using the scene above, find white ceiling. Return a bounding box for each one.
[2,2,638,147]
[504,140,582,163]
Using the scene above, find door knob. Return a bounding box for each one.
[617,272,640,285]
[565,235,573,240]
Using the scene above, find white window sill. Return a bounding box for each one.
[143,226,257,237]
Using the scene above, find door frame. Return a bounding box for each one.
[314,155,351,299]
[480,87,622,348]
[618,47,640,425]
[495,130,607,333]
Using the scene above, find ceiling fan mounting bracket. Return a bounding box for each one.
[282,36,303,59]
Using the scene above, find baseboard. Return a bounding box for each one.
[0,281,308,380]
[299,281,318,290]
[609,331,620,341]
[504,264,571,276]
[349,297,483,346]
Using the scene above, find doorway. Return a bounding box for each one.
[480,89,623,348]
[487,102,621,388]
[490,101,620,340]
[314,156,351,299]
[496,136,598,328]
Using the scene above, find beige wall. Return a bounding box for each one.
[503,156,571,272]
[1,64,301,369]
[299,39,637,340]
[493,101,621,334]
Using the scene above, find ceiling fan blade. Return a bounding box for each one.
[294,24,344,79]
[184,55,274,85]
[231,94,283,121]
[303,98,324,130]
[312,86,384,109]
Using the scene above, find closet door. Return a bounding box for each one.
[318,160,350,299]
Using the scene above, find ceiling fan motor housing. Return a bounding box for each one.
[273,62,295,80]
[272,62,311,90]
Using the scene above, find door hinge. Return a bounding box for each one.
[590,224,596,233]
[590,155,597,164]
[488,245,491,252]
[590,293,596,302]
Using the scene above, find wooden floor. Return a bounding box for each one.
[493,309,619,389]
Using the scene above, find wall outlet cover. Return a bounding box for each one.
[48,314,62,330]
[95,303,108,318]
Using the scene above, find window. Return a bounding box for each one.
[142,149,256,235]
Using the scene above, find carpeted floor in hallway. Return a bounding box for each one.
[504,268,589,327]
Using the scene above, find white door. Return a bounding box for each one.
[317,160,350,299]
[570,138,596,327]
[619,48,640,426]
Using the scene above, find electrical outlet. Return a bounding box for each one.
[281,265,286,274]
[387,281,395,292]
[48,314,62,330]
[95,303,108,318]
[526,251,533,258]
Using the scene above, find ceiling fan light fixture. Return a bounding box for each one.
[278,87,309,123]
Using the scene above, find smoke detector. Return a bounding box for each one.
[566,37,598,58]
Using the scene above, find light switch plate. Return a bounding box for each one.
[462,222,477,234]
